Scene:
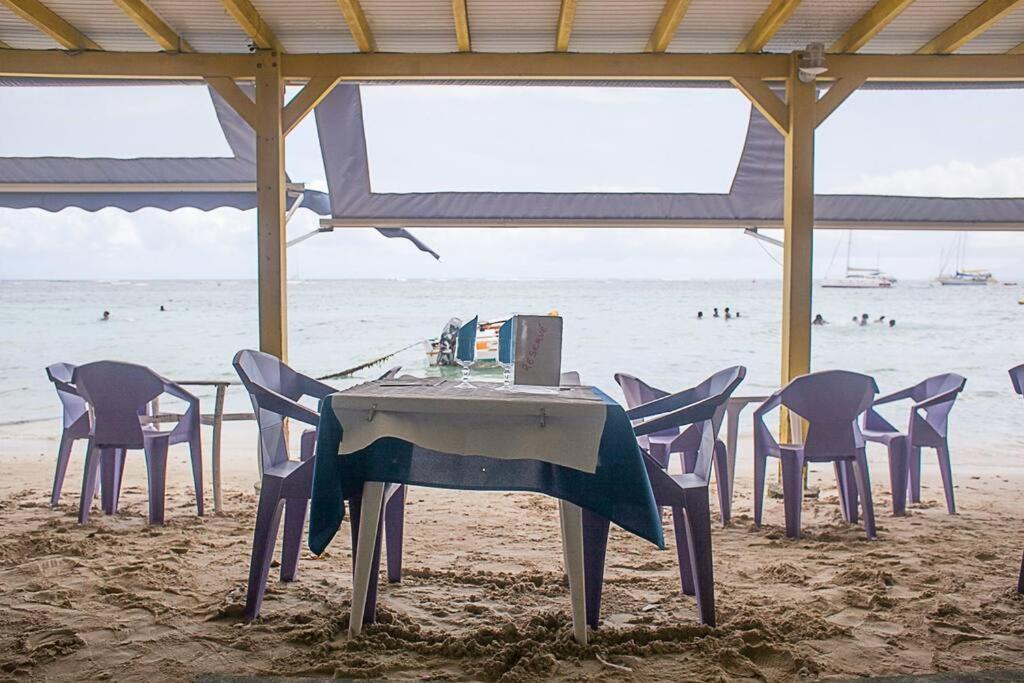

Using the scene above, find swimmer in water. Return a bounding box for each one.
[724,307,732,320]
[697,311,703,320]
[101,311,110,321]
[160,305,166,312]
[813,314,826,325]
[875,315,885,323]
[713,307,720,318]
[860,313,869,326]
[889,319,896,327]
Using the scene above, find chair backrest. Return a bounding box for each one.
[614,372,666,409]
[46,362,88,429]
[233,349,310,471]
[73,361,165,449]
[1011,364,1024,397]
[780,370,878,458]
[910,372,966,442]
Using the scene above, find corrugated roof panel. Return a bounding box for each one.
[569,0,662,53]
[0,2,65,49]
[468,0,560,52]
[765,0,878,53]
[668,0,774,53]
[860,0,982,54]
[253,0,358,53]
[146,0,252,53]
[955,3,1024,53]
[362,0,457,53]
[43,0,158,51]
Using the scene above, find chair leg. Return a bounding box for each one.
[244,477,284,621]
[753,451,767,528]
[713,440,731,525]
[143,440,169,525]
[834,461,851,523]
[907,445,922,504]
[780,453,804,539]
[189,432,204,517]
[99,448,125,515]
[672,506,695,596]
[348,492,385,627]
[843,460,859,524]
[887,438,909,516]
[581,509,610,629]
[51,432,75,507]
[384,485,406,584]
[280,497,308,582]
[853,448,877,540]
[1018,551,1024,594]
[78,440,101,524]
[682,488,716,627]
[936,443,956,515]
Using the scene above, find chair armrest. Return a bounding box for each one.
[752,391,782,419]
[627,386,700,421]
[872,385,916,407]
[254,385,322,426]
[913,384,964,411]
[632,395,718,436]
[752,392,782,453]
[49,377,80,396]
[162,380,199,407]
[863,406,898,433]
[297,373,336,401]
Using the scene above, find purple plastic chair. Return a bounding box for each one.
[233,351,406,621]
[862,373,966,516]
[46,363,92,507]
[584,365,746,628]
[73,361,203,525]
[1010,364,1024,593]
[615,372,734,524]
[753,370,879,540]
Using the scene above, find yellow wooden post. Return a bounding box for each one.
[255,50,287,360]
[780,52,816,443]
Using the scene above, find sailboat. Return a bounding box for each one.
[938,233,994,286]
[821,232,896,289]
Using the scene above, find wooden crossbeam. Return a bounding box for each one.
[729,76,789,135]
[113,0,192,52]
[220,0,281,52]
[815,76,866,126]
[646,0,692,53]
[917,0,1024,54]
[555,0,576,52]
[736,0,802,53]
[1011,41,1024,54]
[0,0,101,50]
[336,0,376,53]
[830,0,915,53]
[0,38,10,49]
[453,0,471,52]
[207,76,257,129]
[282,76,340,135]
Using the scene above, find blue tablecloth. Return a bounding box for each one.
[308,388,664,555]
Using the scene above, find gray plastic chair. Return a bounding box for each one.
[863,373,966,515]
[1010,364,1024,593]
[233,350,406,621]
[585,365,746,628]
[614,372,735,524]
[45,362,92,507]
[73,361,203,525]
[753,370,879,540]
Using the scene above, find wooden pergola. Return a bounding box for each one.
[2,0,1023,399]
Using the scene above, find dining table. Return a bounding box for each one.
[307,376,665,644]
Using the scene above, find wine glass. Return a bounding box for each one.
[454,315,478,389]
[497,317,514,390]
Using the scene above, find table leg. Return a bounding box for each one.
[350,481,385,638]
[558,500,587,645]
[725,403,741,501]
[212,385,226,515]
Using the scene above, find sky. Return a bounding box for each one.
[1,84,1023,281]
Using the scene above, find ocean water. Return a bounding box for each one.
[2,279,1023,463]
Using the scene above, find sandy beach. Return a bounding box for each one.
[1,425,1022,682]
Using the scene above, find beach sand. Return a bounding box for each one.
[1,430,1023,682]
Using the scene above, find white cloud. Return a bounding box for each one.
[831,156,1024,198]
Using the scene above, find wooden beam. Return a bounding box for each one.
[220,0,281,52]
[1011,40,1024,54]
[255,50,288,360]
[830,0,916,53]
[0,0,101,50]
[729,76,789,134]
[646,0,691,53]
[825,53,1024,81]
[452,0,471,52]
[736,0,802,53]
[207,76,257,129]
[113,0,192,52]
[0,38,11,49]
[282,75,340,136]
[917,0,1024,54]
[336,0,376,53]
[815,76,865,126]
[780,51,816,405]
[555,0,576,52]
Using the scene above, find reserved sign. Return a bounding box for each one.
[513,315,563,387]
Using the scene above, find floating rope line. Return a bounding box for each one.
[318,341,425,380]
